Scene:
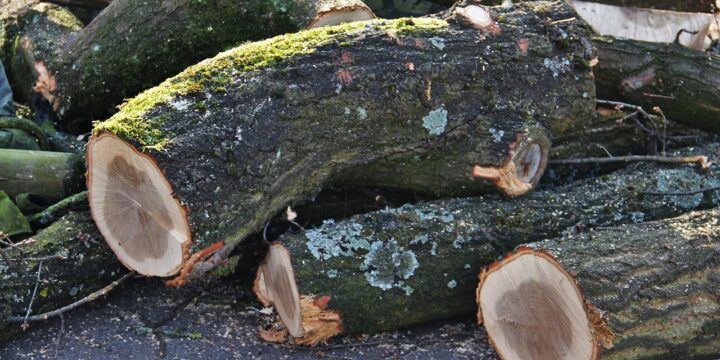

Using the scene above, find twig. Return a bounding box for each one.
[640,186,720,197]
[549,155,710,170]
[20,259,45,330]
[653,107,668,155]
[9,271,136,322]
[279,332,478,351]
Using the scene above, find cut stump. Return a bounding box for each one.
[476,248,605,360]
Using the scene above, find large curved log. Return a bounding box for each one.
[85,2,595,282]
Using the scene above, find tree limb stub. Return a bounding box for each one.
[87,2,596,280]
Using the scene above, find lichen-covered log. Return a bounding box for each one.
[261,143,719,339]
[87,3,595,282]
[1,0,374,133]
[535,208,720,359]
[0,210,124,341]
[593,36,720,133]
[0,149,85,202]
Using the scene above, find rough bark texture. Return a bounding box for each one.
[272,142,720,335]
[0,149,85,202]
[593,36,720,134]
[0,210,124,341]
[90,3,595,281]
[536,209,720,360]
[2,0,375,133]
[586,0,717,12]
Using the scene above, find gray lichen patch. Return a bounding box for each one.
[655,169,703,209]
[422,107,448,135]
[543,56,570,77]
[360,240,419,291]
[304,219,371,260]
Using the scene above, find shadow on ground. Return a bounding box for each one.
[1,275,498,359]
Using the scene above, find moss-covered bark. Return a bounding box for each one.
[537,209,720,360]
[2,0,374,133]
[0,210,124,341]
[273,142,720,335]
[90,2,595,280]
[593,36,720,134]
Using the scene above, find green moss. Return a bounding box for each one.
[94,18,447,151]
[41,5,83,30]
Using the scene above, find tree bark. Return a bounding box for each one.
[0,210,125,341]
[88,3,595,283]
[1,0,375,133]
[268,142,720,336]
[585,0,717,12]
[593,37,720,134]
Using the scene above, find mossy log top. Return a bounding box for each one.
[593,36,720,134]
[91,2,595,279]
[0,149,85,202]
[273,143,720,335]
[537,208,720,360]
[2,0,374,132]
[0,210,123,340]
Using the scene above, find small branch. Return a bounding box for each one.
[9,271,135,323]
[549,155,710,170]
[21,260,45,329]
[641,186,720,197]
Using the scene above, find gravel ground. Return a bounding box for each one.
[1,275,498,360]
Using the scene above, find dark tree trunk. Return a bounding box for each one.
[88,2,595,282]
[1,0,374,133]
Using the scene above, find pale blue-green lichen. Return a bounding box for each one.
[356,106,367,120]
[360,240,419,291]
[489,128,504,142]
[326,269,338,278]
[447,280,457,289]
[429,37,445,50]
[543,56,571,78]
[305,219,370,260]
[422,107,447,136]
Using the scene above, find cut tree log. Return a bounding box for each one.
[0,210,125,340]
[568,0,717,50]
[86,2,596,283]
[0,149,85,202]
[476,248,607,360]
[531,208,720,360]
[1,0,375,133]
[593,36,720,134]
[254,143,719,343]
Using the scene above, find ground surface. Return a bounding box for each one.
[1,275,498,359]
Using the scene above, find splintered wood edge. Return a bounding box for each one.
[258,243,304,337]
[476,246,606,360]
[307,4,376,29]
[255,244,344,345]
[472,128,550,197]
[86,131,192,277]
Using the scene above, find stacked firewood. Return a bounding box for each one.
[1,0,718,358]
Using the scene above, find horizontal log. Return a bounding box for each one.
[593,36,720,134]
[1,0,375,133]
[584,0,717,12]
[86,2,596,281]
[262,143,720,340]
[0,210,124,340]
[535,208,720,359]
[0,149,85,202]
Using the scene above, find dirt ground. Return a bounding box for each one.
[1,275,498,360]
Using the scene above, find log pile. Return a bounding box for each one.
[1,0,719,358]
